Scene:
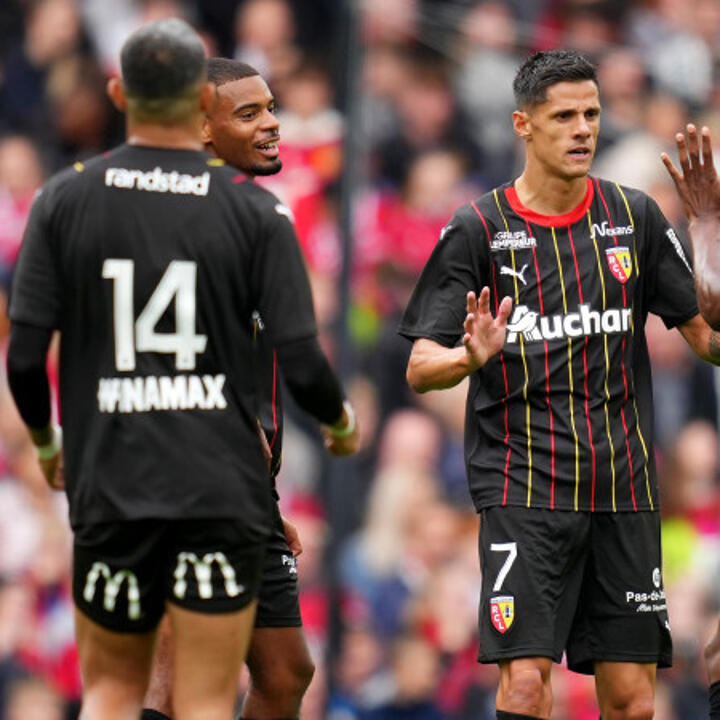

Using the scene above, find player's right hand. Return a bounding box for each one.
[462,288,513,370]
[39,449,64,490]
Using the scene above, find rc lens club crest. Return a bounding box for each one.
[490,595,515,634]
[605,246,632,283]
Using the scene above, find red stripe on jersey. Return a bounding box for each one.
[472,200,512,504]
[232,174,247,184]
[526,220,556,507]
[505,178,594,227]
[567,224,597,510]
[594,180,638,511]
[268,349,279,450]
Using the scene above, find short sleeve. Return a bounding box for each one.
[251,200,318,346]
[398,212,487,347]
[9,187,63,329]
[641,195,698,328]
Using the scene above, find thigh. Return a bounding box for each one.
[255,504,302,628]
[165,518,266,614]
[567,511,672,674]
[73,520,168,633]
[478,507,590,664]
[169,600,258,720]
[74,606,156,718]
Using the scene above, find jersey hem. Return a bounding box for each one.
[472,499,659,514]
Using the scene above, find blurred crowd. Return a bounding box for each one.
[1,0,720,718]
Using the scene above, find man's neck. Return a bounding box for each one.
[126,120,205,151]
[513,166,589,217]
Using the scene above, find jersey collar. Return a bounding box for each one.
[504,177,594,227]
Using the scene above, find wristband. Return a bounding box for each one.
[35,424,62,460]
[328,401,356,439]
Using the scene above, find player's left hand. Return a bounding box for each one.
[661,124,720,222]
[281,515,303,557]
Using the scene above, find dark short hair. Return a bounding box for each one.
[206,58,260,87]
[121,18,206,100]
[513,50,598,109]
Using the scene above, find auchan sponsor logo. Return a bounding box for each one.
[506,304,632,344]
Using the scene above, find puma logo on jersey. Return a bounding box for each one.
[506,304,632,343]
[105,167,211,196]
[500,263,529,285]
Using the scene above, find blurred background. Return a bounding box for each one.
[0,0,720,718]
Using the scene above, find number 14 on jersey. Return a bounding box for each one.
[103,259,207,372]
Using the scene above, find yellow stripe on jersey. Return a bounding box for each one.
[73,162,85,172]
[616,183,640,285]
[615,184,653,509]
[206,158,225,166]
[551,226,580,510]
[494,189,533,505]
[588,209,618,511]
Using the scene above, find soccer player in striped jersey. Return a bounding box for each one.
[662,124,720,720]
[140,58,327,720]
[399,49,720,720]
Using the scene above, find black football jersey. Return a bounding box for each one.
[399,177,698,513]
[10,143,317,533]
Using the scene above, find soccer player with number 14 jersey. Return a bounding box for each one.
[6,19,357,720]
[400,49,720,720]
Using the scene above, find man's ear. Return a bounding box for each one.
[106,77,127,112]
[201,116,212,145]
[512,109,531,141]
[199,81,215,114]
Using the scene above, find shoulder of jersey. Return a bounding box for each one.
[592,175,645,206]
[206,157,251,186]
[221,176,294,222]
[453,187,500,225]
[36,152,108,201]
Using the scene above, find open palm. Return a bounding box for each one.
[463,288,513,370]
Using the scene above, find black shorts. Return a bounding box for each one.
[255,503,302,628]
[478,506,672,674]
[73,519,265,633]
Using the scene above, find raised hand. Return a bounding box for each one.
[462,288,513,371]
[661,124,720,222]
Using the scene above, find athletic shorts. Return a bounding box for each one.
[255,502,302,628]
[478,506,672,674]
[73,518,265,633]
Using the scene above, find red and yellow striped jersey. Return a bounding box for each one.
[399,177,698,512]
